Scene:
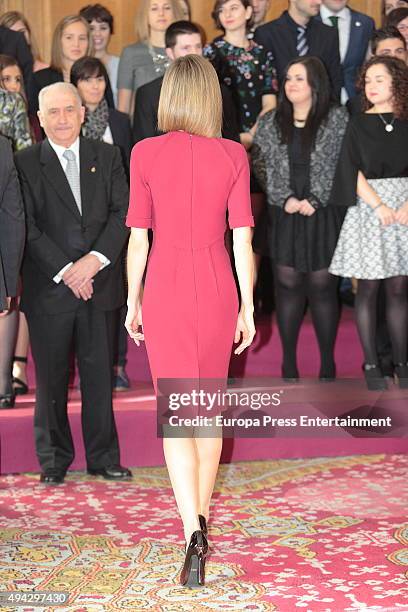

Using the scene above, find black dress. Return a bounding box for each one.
[329,113,408,279]
[257,127,346,272]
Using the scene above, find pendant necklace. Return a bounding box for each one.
[378,113,395,133]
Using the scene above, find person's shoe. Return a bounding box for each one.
[394,362,408,389]
[40,470,66,485]
[180,530,208,587]
[12,356,28,395]
[87,464,132,480]
[363,363,387,391]
[319,363,336,382]
[281,364,299,383]
[198,514,208,535]
[113,368,130,391]
[0,394,15,409]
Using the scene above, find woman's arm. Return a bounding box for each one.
[232,227,255,354]
[125,228,149,345]
[117,88,134,117]
[357,171,395,226]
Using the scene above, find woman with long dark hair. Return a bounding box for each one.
[329,56,408,390]
[252,56,348,381]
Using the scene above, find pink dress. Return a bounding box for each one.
[126,131,253,388]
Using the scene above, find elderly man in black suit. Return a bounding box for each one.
[15,82,131,485]
[254,0,343,100]
[0,136,25,408]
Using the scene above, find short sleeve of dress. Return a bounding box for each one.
[227,147,254,229]
[117,46,135,91]
[261,49,278,96]
[126,144,152,228]
[330,117,361,207]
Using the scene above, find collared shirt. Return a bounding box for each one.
[320,5,351,103]
[320,5,351,63]
[48,136,110,283]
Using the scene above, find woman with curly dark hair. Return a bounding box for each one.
[330,56,408,390]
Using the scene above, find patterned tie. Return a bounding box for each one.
[329,15,339,29]
[296,26,309,57]
[63,149,82,214]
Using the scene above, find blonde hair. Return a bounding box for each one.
[0,11,44,63]
[158,55,222,138]
[51,15,93,72]
[136,0,184,42]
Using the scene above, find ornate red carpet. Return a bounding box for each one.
[0,454,407,611]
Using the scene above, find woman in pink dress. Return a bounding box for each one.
[125,55,255,586]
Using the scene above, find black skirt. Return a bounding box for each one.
[253,204,346,273]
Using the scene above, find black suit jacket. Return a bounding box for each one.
[133,75,241,143]
[255,11,343,101]
[0,136,25,309]
[0,26,34,112]
[108,108,132,173]
[15,137,129,315]
[316,9,374,99]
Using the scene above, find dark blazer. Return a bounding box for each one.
[133,75,241,144]
[255,11,343,101]
[0,26,34,111]
[33,68,115,112]
[15,137,129,315]
[108,108,132,172]
[316,8,374,99]
[0,136,25,310]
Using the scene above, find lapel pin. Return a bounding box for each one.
[355,21,361,27]
[91,166,96,173]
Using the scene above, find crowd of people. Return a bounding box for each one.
[0,0,408,468]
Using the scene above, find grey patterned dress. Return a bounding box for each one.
[329,113,408,279]
[251,106,348,272]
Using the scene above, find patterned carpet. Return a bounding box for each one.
[0,454,407,611]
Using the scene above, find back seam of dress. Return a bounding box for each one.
[189,134,200,381]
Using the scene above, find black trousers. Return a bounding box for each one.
[27,301,120,472]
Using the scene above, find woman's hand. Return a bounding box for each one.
[375,204,395,226]
[298,199,316,216]
[234,305,256,355]
[395,201,408,225]
[284,197,301,214]
[125,302,144,346]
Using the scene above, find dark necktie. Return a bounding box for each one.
[296,26,308,57]
[329,15,339,29]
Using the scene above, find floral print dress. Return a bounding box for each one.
[204,39,277,133]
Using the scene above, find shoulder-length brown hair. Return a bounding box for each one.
[211,0,254,32]
[0,11,44,63]
[357,55,408,120]
[158,54,222,138]
[51,15,93,72]
[136,0,184,43]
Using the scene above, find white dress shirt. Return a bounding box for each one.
[320,5,351,104]
[48,137,110,283]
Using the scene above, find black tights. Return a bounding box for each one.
[274,265,339,376]
[355,276,408,365]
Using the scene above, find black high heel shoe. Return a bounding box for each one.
[281,364,299,383]
[394,363,408,389]
[0,393,15,409]
[363,363,387,391]
[198,514,207,534]
[180,530,208,587]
